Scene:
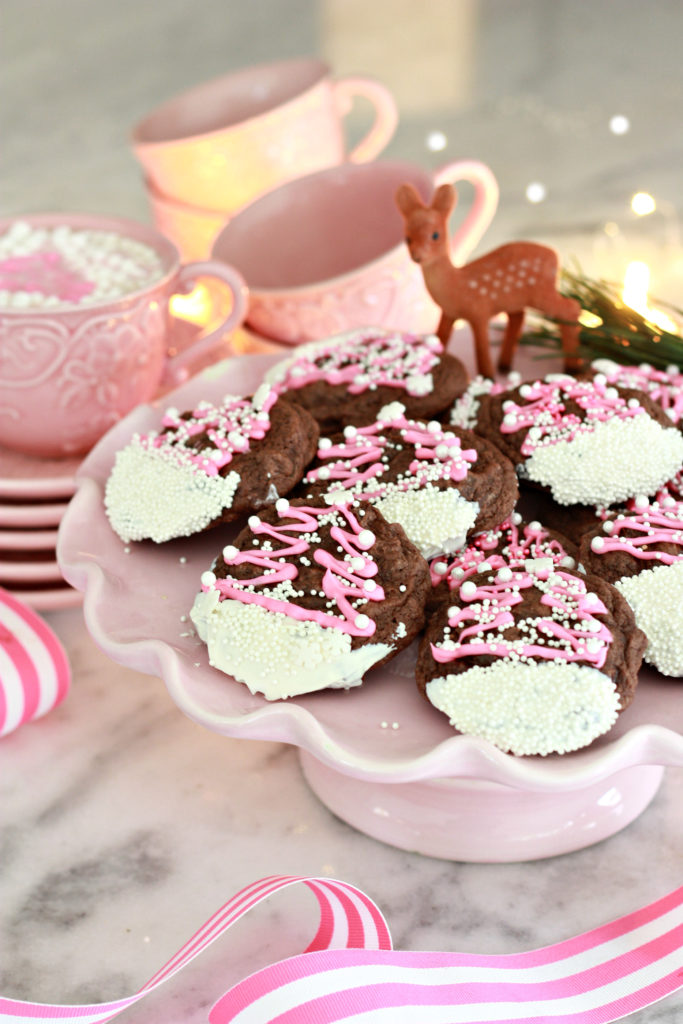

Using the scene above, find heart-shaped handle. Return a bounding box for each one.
[164,260,249,386]
[434,159,500,264]
[332,76,399,164]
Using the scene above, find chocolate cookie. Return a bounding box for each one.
[190,497,431,699]
[429,512,578,609]
[475,373,683,507]
[105,385,319,543]
[416,561,645,755]
[293,401,518,560]
[662,468,683,502]
[579,494,683,676]
[265,327,468,433]
[515,481,612,548]
[448,372,521,430]
[588,359,683,432]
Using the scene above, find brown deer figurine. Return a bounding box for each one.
[395,182,581,378]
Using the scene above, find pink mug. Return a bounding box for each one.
[211,158,499,344]
[0,213,248,458]
[144,177,229,262]
[132,57,398,213]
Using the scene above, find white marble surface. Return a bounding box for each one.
[0,605,681,1022]
[2,0,683,1020]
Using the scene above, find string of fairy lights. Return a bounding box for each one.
[424,111,683,367]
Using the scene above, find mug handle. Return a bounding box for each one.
[163,261,249,386]
[434,160,500,265]
[332,77,398,164]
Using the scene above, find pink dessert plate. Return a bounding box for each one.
[0,554,65,584]
[57,346,683,862]
[0,444,80,500]
[0,500,70,529]
[0,527,59,552]
[7,583,82,612]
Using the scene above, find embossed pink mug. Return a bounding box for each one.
[211,158,499,344]
[132,57,398,213]
[0,213,248,458]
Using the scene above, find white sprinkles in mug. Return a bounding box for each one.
[0,221,165,307]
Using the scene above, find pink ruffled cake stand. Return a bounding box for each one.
[57,349,683,862]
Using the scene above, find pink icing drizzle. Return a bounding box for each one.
[659,468,683,502]
[596,362,683,426]
[304,409,477,498]
[594,499,683,564]
[143,389,279,477]
[275,330,443,397]
[206,503,385,637]
[431,566,612,668]
[499,375,643,455]
[0,251,94,302]
[429,517,572,587]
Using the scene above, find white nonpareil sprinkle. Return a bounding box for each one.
[189,588,392,699]
[523,416,683,506]
[449,374,517,429]
[0,221,164,307]
[372,487,479,559]
[615,561,683,676]
[426,661,620,756]
[263,327,438,396]
[405,372,433,397]
[377,401,405,422]
[105,441,240,542]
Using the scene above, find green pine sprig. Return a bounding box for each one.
[521,267,683,370]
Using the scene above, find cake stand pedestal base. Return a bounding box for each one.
[298,751,664,862]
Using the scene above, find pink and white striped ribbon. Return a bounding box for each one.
[0,876,681,1024]
[0,586,71,737]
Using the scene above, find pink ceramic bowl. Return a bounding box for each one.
[0,212,248,458]
[144,178,229,261]
[211,158,499,344]
[132,57,397,213]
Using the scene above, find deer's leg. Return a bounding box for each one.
[498,310,525,372]
[436,312,455,346]
[544,295,582,374]
[469,317,495,379]
[560,323,582,374]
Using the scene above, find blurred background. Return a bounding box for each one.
[3,6,683,1018]
[3,0,683,301]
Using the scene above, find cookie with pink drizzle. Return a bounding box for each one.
[190,498,430,699]
[580,494,683,676]
[514,481,613,548]
[448,372,521,430]
[659,467,683,504]
[475,372,683,507]
[589,359,683,432]
[294,401,518,559]
[429,512,578,609]
[416,562,645,755]
[105,385,319,543]
[264,327,468,433]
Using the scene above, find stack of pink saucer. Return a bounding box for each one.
[0,445,82,611]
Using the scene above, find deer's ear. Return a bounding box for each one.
[395,183,423,215]
[431,183,456,214]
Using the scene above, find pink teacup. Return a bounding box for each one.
[131,57,398,213]
[0,212,248,458]
[211,158,499,344]
[144,178,229,261]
